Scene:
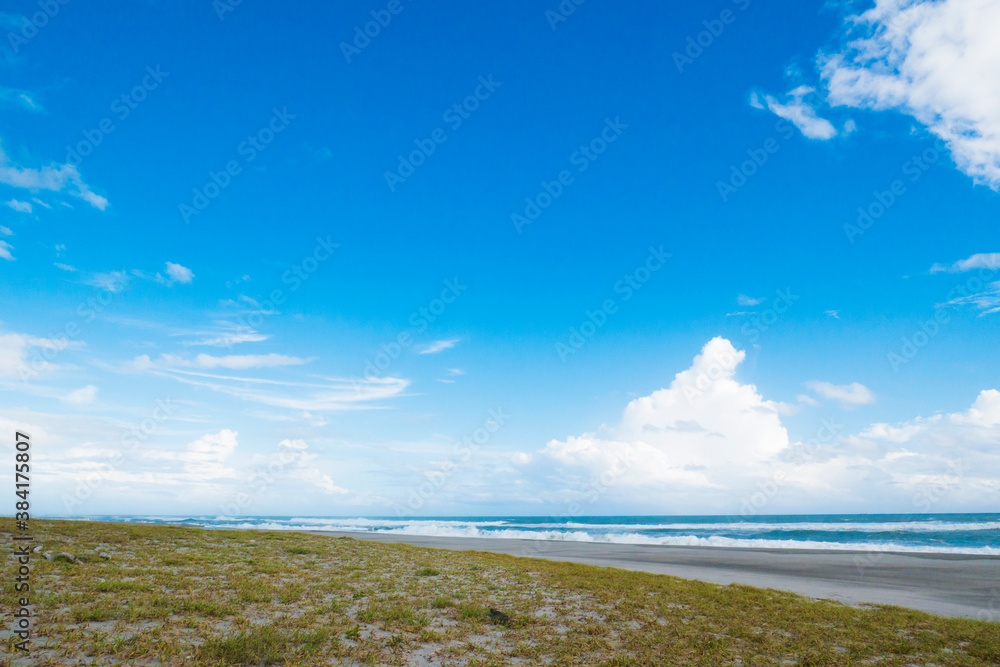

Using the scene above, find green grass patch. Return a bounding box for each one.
[3,518,998,667]
[199,626,291,665]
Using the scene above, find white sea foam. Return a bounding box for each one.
[91,515,999,556]
[185,520,1000,555]
[551,521,1000,533]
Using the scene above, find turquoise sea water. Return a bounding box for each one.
[74,514,1000,555]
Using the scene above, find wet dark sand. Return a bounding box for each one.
[312,531,1000,620]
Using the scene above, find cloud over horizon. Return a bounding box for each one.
[510,338,997,514]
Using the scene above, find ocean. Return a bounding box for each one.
[74,513,1000,555]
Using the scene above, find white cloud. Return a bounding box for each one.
[797,394,821,407]
[750,86,841,140]
[182,330,269,347]
[164,262,194,284]
[84,270,129,292]
[824,310,841,319]
[805,380,877,407]
[0,85,42,112]
[147,366,410,413]
[303,469,349,494]
[516,338,791,502]
[181,430,239,480]
[821,0,1000,189]
[85,263,196,290]
[0,226,11,235]
[0,139,108,209]
[942,281,1000,315]
[418,339,460,355]
[930,253,1000,273]
[226,274,251,288]
[134,352,311,371]
[54,263,77,272]
[5,198,31,213]
[737,294,763,306]
[0,240,12,261]
[64,385,99,405]
[303,143,333,161]
[254,439,350,495]
[510,338,1000,513]
[0,332,83,379]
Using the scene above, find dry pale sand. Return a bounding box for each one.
[312,531,1000,620]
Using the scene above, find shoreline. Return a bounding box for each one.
[312,530,1000,619]
[6,519,999,665]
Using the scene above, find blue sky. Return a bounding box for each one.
[2,0,998,517]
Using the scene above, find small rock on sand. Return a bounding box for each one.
[488,608,510,626]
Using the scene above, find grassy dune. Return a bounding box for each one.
[2,519,998,665]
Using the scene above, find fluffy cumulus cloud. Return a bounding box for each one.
[798,389,1000,511]
[820,0,1000,188]
[931,253,1000,273]
[64,385,99,405]
[164,262,194,284]
[172,430,240,481]
[249,439,349,495]
[512,338,1000,513]
[516,338,793,508]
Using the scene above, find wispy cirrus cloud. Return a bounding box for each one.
[0,138,108,209]
[82,263,195,292]
[0,85,42,112]
[0,331,84,378]
[418,338,460,355]
[134,352,311,371]
[5,198,31,213]
[942,282,1000,315]
[180,329,270,348]
[805,380,877,408]
[64,385,99,405]
[749,86,845,140]
[144,367,411,413]
[84,270,129,292]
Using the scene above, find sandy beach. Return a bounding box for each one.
[314,531,1000,619]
